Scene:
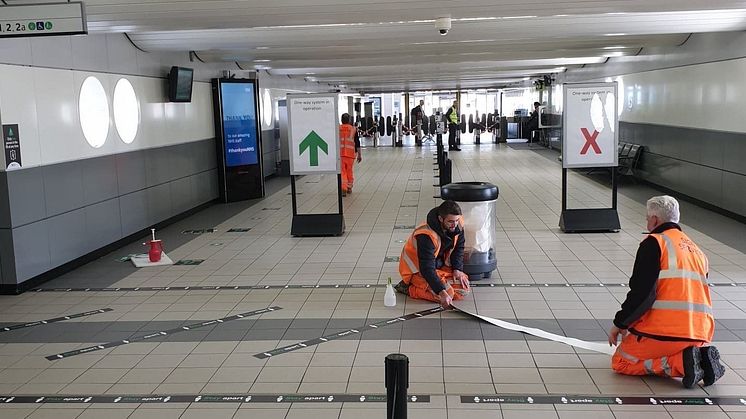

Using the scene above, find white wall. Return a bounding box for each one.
[0,63,214,169]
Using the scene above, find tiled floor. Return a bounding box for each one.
[2,141,746,418]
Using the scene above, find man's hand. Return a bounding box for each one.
[453,270,470,291]
[438,290,453,309]
[357,154,362,163]
[608,325,627,346]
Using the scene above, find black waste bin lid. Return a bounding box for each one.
[440,182,499,202]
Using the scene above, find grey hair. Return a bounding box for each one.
[646,195,680,223]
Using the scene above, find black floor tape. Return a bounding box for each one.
[1,308,112,332]
[45,307,281,361]
[254,307,444,359]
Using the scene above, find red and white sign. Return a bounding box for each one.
[562,83,618,168]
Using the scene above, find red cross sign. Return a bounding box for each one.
[579,128,602,155]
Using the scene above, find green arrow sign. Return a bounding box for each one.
[299,130,328,166]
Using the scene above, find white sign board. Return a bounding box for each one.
[288,94,339,175]
[0,2,87,38]
[562,83,618,168]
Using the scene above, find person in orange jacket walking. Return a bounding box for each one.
[608,195,725,388]
[394,200,471,308]
[339,113,361,196]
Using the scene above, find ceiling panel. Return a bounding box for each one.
[5,0,745,90]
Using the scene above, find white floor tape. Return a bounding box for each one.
[453,303,615,356]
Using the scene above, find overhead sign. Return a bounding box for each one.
[562,82,618,168]
[288,94,339,175]
[0,2,87,38]
[2,124,21,170]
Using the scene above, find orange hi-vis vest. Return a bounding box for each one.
[631,228,713,342]
[399,222,460,280]
[339,124,357,159]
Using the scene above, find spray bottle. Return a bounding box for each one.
[146,228,163,263]
[384,277,397,307]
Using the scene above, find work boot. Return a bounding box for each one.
[700,346,726,386]
[682,346,704,388]
[393,280,409,295]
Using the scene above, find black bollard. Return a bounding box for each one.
[385,353,409,419]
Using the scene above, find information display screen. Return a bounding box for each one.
[220,82,259,167]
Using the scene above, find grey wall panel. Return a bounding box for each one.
[30,37,73,69]
[7,168,46,228]
[622,121,745,218]
[0,230,15,285]
[85,199,123,253]
[146,183,172,225]
[71,35,109,73]
[170,177,193,215]
[722,173,746,216]
[195,140,217,172]
[191,170,218,205]
[119,190,149,237]
[115,150,147,195]
[0,172,10,229]
[0,37,32,66]
[9,220,51,284]
[81,155,119,206]
[145,146,172,187]
[105,34,139,76]
[43,161,84,217]
[47,209,86,268]
[722,134,746,176]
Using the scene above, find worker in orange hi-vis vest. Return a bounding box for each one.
[394,200,471,309]
[608,195,725,389]
[339,113,362,197]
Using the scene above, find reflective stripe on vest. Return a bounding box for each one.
[339,124,357,158]
[630,229,713,341]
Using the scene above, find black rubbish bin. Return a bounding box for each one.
[440,182,499,280]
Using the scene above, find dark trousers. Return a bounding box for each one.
[448,123,458,149]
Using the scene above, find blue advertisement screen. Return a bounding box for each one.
[221,83,258,167]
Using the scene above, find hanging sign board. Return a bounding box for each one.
[0,2,87,38]
[288,94,339,175]
[562,83,618,168]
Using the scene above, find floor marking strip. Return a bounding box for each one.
[0,308,113,333]
[453,304,614,355]
[253,307,444,359]
[0,394,429,404]
[29,282,746,293]
[45,307,281,361]
[461,395,746,406]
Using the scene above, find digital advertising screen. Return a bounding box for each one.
[220,82,259,167]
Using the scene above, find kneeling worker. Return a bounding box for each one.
[608,195,725,388]
[395,200,471,308]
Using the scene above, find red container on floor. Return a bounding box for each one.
[147,240,163,262]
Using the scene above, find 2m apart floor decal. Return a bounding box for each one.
[254,307,444,359]
[462,395,746,406]
[45,307,281,361]
[0,394,429,404]
[1,309,112,332]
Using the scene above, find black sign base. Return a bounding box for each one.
[291,214,345,237]
[559,208,620,233]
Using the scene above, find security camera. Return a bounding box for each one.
[435,17,451,35]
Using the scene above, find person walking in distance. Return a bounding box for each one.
[339,113,362,196]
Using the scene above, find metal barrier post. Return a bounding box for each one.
[385,353,409,419]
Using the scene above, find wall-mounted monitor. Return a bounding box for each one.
[168,66,193,102]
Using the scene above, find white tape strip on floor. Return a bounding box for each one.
[453,303,615,356]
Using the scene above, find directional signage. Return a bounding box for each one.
[0,2,87,38]
[288,94,339,175]
[562,82,618,168]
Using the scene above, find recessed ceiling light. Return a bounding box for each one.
[522,77,530,81]
[603,46,627,49]
[256,46,269,50]
[603,51,624,57]
[503,15,537,19]
[604,33,626,36]
[254,59,271,63]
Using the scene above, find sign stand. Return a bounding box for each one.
[559,82,620,233]
[287,93,345,237]
[290,174,344,236]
